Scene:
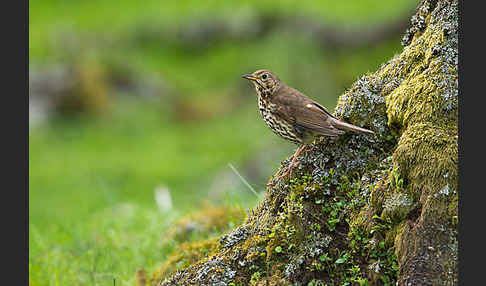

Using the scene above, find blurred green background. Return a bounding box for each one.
[29,0,417,285]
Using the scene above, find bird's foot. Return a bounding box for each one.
[267,145,308,186]
[272,159,301,182]
[283,160,302,179]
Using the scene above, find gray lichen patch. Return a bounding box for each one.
[220,225,250,248]
[381,192,415,223]
[195,258,237,286]
[334,74,390,141]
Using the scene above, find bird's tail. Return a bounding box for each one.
[331,118,374,134]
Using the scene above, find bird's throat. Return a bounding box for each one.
[254,84,273,99]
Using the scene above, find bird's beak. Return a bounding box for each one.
[242,74,258,81]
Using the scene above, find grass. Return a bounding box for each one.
[29,204,177,285]
[29,99,277,285]
[30,98,278,217]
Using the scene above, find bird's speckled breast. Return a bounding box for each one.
[257,95,302,144]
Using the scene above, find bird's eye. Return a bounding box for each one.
[261,74,268,80]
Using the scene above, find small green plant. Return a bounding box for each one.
[335,252,350,264]
[311,223,321,231]
[319,252,332,263]
[370,215,393,234]
[391,168,405,191]
[250,271,262,285]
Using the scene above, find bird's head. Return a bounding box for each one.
[242,69,281,97]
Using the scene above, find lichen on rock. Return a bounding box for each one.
[151,0,458,285]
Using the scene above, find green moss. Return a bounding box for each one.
[382,11,458,135]
[393,122,457,200]
[149,238,220,285]
[164,204,247,244]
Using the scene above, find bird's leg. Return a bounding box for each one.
[268,145,310,187]
[288,144,307,176]
[277,144,308,179]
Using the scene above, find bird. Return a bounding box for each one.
[242,69,374,179]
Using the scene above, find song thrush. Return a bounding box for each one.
[242,69,374,179]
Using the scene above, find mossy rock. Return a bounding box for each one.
[148,205,247,285]
[163,204,247,244]
[152,0,458,285]
[149,238,221,285]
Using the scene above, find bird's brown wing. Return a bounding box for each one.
[272,86,344,136]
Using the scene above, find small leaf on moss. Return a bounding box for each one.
[319,253,331,262]
[335,257,346,264]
